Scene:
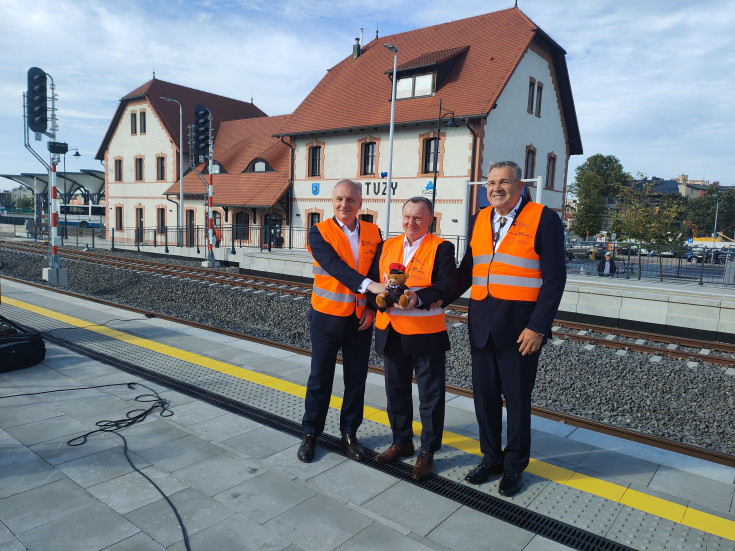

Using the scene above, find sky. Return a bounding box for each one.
[1,0,733,192]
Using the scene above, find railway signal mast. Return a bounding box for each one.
[190,105,218,267]
[23,67,68,287]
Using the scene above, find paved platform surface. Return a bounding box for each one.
[1,278,734,550]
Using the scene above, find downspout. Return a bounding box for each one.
[166,194,179,245]
[465,118,478,226]
[280,134,295,249]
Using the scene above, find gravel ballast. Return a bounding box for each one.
[2,246,733,456]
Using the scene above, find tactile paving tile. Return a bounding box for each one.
[527,482,623,536]
[707,534,735,551]
[606,506,711,551]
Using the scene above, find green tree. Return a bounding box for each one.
[571,172,606,238]
[16,197,33,210]
[685,187,735,241]
[613,181,686,243]
[569,154,629,238]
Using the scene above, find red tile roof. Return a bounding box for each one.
[280,7,581,154]
[165,114,292,208]
[96,78,267,160]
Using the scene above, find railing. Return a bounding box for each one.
[5,218,733,286]
[98,224,471,258]
[565,242,735,286]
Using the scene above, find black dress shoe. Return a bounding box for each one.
[297,434,316,463]
[464,462,504,485]
[342,434,365,461]
[498,471,523,496]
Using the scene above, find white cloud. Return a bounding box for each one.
[1,0,733,191]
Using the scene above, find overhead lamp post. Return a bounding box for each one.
[161,96,184,247]
[712,190,720,251]
[62,148,80,237]
[431,98,457,227]
[383,43,398,237]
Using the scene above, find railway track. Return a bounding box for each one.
[5,240,735,368]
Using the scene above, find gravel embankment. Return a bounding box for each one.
[2,246,733,456]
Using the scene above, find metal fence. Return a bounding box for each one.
[565,242,735,286]
[5,216,734,286]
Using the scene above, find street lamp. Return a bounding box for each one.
[383,43,398,237]
[712,190,720,252]
[160,96,184,247]
[431,97,457,228]
[62,148,81,238]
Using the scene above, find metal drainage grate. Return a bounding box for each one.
[49,334,635,551]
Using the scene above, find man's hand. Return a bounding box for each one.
[358,308,375,331]
[517,328,543,356]
[366,281,386,295]
[397,290,418,310]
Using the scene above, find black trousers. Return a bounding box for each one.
[470,335,539,473]
[302,317,371,437]
[382,330,446,454]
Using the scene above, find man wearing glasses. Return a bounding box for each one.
[453,160,566,496]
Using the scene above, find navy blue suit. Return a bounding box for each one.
[303,218,380,438]
[370,238,455,454]
[454,199,566,472]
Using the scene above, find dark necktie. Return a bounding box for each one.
[493,216,507,243]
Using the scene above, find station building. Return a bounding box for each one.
[279,7,582,238]
[95,79,276,246]
[95,6,582,249]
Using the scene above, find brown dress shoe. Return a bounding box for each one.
[411,450,433,481]
[375,442,415,464]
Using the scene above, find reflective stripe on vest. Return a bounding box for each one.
[311,219,380,317]
[470,202,544,302]
[375,233,446,335]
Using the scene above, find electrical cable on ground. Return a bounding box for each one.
[0,381,192,551]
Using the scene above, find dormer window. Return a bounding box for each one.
[396,73,434,99]
[245,158,274,173]
[388,45,469,101]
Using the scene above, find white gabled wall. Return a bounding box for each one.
[291,123,473,238]
[482,47,567,213]
[105,100,178,230]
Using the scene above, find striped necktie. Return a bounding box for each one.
[493,216,507,243]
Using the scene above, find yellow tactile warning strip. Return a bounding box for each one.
[3,295,734,542]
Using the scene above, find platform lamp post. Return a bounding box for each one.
[431,98,457,231]
[712,191,720,252]
[161,96,184,247]
[62,148,80,238]
[383,43,398,237]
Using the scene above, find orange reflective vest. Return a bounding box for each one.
[375,233,447,335]
[311,219,380,318]
[470,202,544,302]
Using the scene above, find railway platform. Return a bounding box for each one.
[1,279,734,550]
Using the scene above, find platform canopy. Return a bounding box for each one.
[0,169,105,203]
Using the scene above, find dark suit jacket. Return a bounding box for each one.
[308,217,381,335]
[453,199,566,349]
[369,236,456,356]
[597,258,616,276]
